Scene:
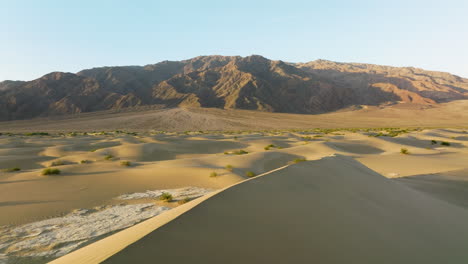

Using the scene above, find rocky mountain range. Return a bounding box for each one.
[0,55,467,121]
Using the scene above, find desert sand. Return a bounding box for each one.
[1,100,468,132]
[1,125,467,263]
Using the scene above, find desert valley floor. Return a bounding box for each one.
[1,124,468,263]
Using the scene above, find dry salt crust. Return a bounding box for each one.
[0,187,212,263]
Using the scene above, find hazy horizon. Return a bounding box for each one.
[2,0,468,81]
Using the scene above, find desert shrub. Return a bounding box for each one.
[441,141,451,146]
[210,172,218,177]
[41,168,61,175]
[25,132,49,136]
[178,197,191,205]
[2,167,21,172]
[104,154,114,160]
[224,151,229,155]
[80,160,91,164]
[225,165,233,171]
[400,148,409,154]
[431,140,437,145]
[159,192,173,202]
[245,171,256,177]
[120,161,131,167]
[50,160,65,167]
[290,158,307,164]
[264,144,275,150]
[90,149,98,152]
[233,150,248,155]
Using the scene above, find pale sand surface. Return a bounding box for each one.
[0,100,468,132]
[1,127,467,263]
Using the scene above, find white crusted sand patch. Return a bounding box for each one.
[0,187,213,263]
[0,204,169,260]
[117,186,213,201]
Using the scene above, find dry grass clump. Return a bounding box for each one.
[104,154,114,160]
[224,150,249,155]
[50,160,65,167]
[159,192,173,202]
[245,171,256,177]
[400,148,409,154]
[2,167,21,172]
[225,164,233,171]
[210,172,218,177]
[120,161,131,167]
[178,197,191,205]
[289,158,306,164]
[41,168,61,175]
[80,160,91,164]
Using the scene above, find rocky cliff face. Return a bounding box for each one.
[0,55,467,121]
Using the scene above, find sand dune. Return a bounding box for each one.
[54,155,468,264]
[1,128,467,263]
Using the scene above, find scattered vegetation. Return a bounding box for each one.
[80,160,91,164]
[41,168,61,175]
[50,160,65,167]
[400,148,409,154]
[120,161,131,167]
[104,154,114,160]
[159,192,173,202]
[290,158,307,164]
[2,167,21,172]
[210,172,218,177]
[178,197,191,205]
[441,141,451,146]
[225,150,249,155]
[225,164,233,171]
[431,140,437,145]
[264,144,276,150]
[245,171,256,177]
[24,132,49,136]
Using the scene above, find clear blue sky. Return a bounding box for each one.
[1,0,467,81]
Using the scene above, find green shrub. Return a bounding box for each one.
[400,148,409,154]
[50,160,65,167]
[431,140,437,145]
[159,192,173,202]
[2,167,21,172]
[264,144,275,150]
[441,141,451,146]
[120,161,131,167]
[225,165,233,172]
[178,197,191,205]
[41,168,61,175]
[80,160,91,164]
[24,132,49,136]
[290,158,307,164]
[210,171,218,177]
[233,150,248,155]
[104,154,114,160]
[245,171,256,177]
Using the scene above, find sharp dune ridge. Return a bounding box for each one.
[1,55,467,121]
[53,155,468,264]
